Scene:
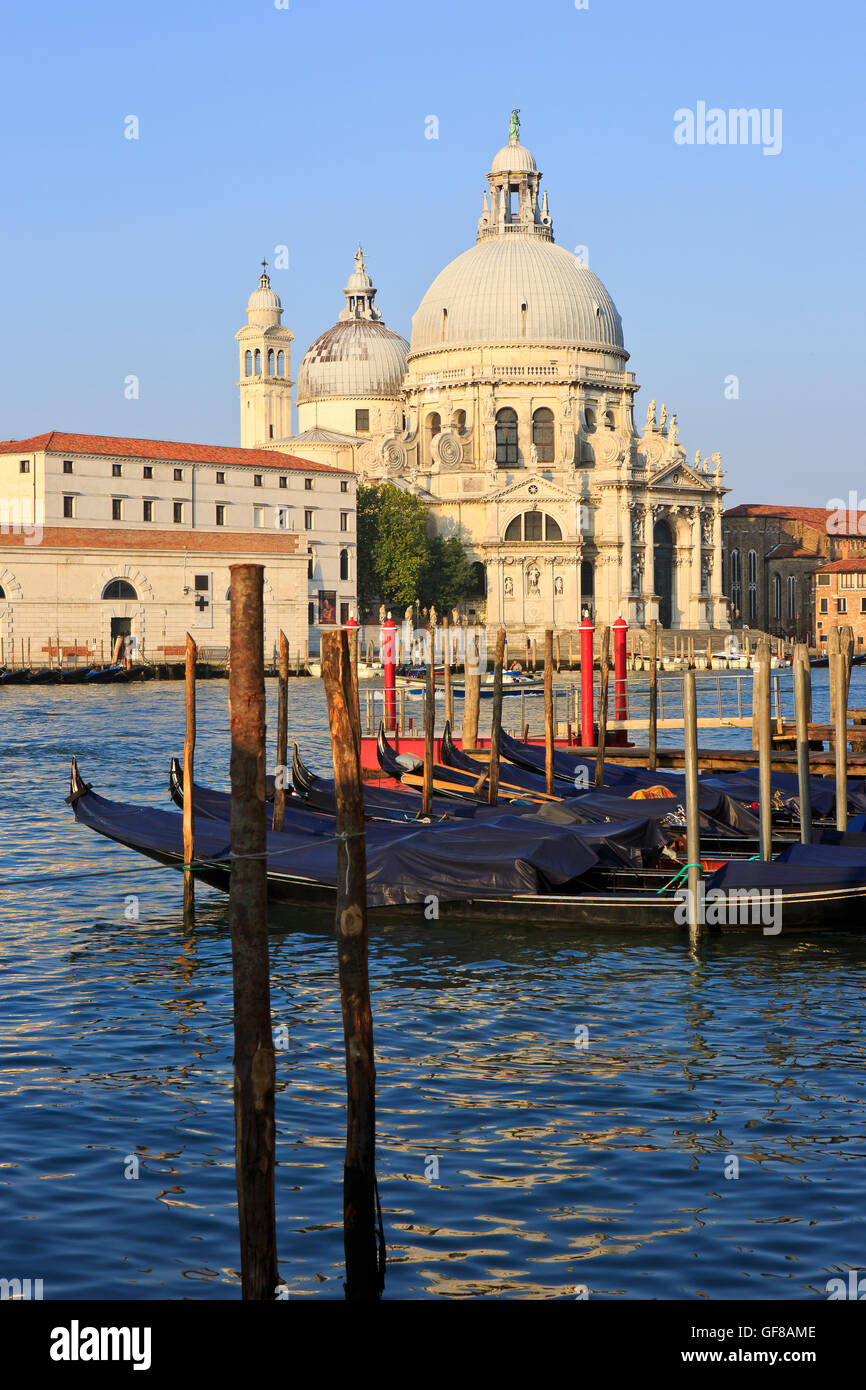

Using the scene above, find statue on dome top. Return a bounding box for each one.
[669,413,678,445]
[645,399,656,429]
[659,403,668,431]
[509,108,521,142]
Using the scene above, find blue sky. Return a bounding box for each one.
[1,0,862,505]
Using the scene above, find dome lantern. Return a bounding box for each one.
[338,246,383,323]
[477,113,553,244]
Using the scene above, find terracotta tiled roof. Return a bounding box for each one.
[0,525,300,553]
[765,543,819,559]
[0,431,348,473]
[725,503,866,533]
[814,558,866,573]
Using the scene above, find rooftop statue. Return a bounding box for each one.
[509,108,520,141]
[645,399,656,429]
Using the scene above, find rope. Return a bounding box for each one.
[656,862,703,895]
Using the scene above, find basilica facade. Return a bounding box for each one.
[238,118,729,633]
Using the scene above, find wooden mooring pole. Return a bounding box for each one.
[442,615,453,727]
[794,644,812,844]
[832,630,848,832]
[754,639,773,861]
[423,625,435,817]
[183,633,196,922]
[544,629,554,795]
[487,628,506,805]
[682,669,702,943]
[463,629,481,750]
[648,619,658,772]
[272,630,289,832]
[228,563,278,1301]
[321,629,382,1300]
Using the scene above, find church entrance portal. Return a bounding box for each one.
[653,520,674,629]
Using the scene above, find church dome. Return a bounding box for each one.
[297,319,409,402]
[490,141,537,173]
[297,248,408,403]
[409,120,625,357]
[410,236,624,354]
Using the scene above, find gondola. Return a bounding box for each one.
[66,759,866,932]
[290,743,483,821]
[375,723,561,803]
[0,667,32,684]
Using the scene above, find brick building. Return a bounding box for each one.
[814,559,866,652]
[722,504,866,639]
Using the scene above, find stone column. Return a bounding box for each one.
[690,508,703,627]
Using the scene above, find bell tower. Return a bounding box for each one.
[236,263,294,447]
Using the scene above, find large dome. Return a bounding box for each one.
[410,236,624,355]
[297,319,409,402]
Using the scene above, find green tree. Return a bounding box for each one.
[356,482,431,614]
[420,534,478,610]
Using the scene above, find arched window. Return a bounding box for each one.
[747,549,758,622]
[469,560,486,596]
[454,409,466,435]
[532,408,554,463]
[504,511,562,542]
[584,406,597,433]
[102,579,137,600]
[277,350,285,376]
[427,412,441,440]
[339,548,349,581]
[604,409,616,429]
[730,548,740,584]
[772,572,781,620]
[245,350,252,377]
[787,575,797,621]
[267,349,275,375]
[496,408,519,466]
[254,349,261,375]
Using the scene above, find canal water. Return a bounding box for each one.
[1,672,865,1299]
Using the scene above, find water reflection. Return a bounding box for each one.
[0,679,864,1298]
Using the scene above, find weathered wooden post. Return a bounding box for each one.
[272,630,289,832]
[832,630,848,832]
[487,628,506,804]
[794,644,812,844]
[682,669,702,943]
[183,633,197,922]
[228,563,277,1301]
[463,628,481,750]
[423,625,435,817]
[544,629,554,795]
[754,639,773,861]
[648,619,658,772]
[555,632,561,673]
[595,625,610,788]
[442,615,453,727]
[320,629,382,1301]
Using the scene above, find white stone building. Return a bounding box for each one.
[241,117,729,635]
[0,432,356,662]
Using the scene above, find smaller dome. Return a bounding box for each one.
[490,140,537,174]
[297,320,409,403]
[247,271,281,314]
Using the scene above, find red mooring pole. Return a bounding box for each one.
[580,616,595,746]
[382,613,397,732]
[613,615,628,743]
